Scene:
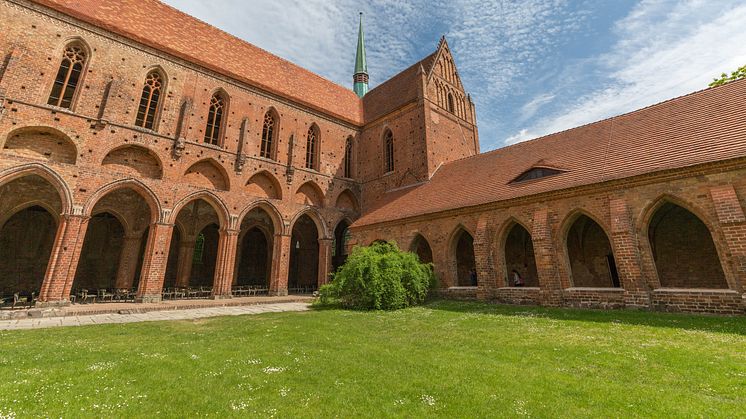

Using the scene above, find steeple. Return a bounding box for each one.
[353,12,368,98]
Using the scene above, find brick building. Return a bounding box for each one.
[0,0,743,314]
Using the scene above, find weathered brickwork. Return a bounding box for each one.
[1,0,743,316]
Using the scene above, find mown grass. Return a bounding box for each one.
[0,300,744,418]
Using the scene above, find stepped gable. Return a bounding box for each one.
[33,0,363,124]
[356,79,746,227]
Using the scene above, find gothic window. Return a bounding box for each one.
[260,111,276,159]
[47,43,87,109]
[447,92,455,113]
[344,137,353,178]
[204,92,226,145]
[135,70,163,130]
[305,125,319,170]
[511,167,564,183]
[384,129,394,173]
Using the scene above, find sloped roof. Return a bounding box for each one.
[362,52,436,123]
[355,79,746,227]
[33,0,363,124]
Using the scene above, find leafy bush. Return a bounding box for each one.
[319,241,435,310]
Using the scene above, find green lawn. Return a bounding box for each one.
[1,301,745,418]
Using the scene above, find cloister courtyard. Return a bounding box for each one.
[0,299,744,418]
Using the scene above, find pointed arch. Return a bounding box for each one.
[289,207,329,239]
[204,89,229,145]
[643,196,728,289]
[383,128,394,173]
[47,38,90,109]
[334,189,359,213]
[246,170,282,200]
[499,218,538,287]
[0,164,73,215]
[82,178,162,223]
[260,108,279,160]
[562,210,620,288]
[135,66,166,130]
[184,158,230,191]
[3,126,77,165]
[294,181,324,208]
[102,144,163,179]
[332,218,352,271]
[447,92,455,113]
[237,200,283,235]
[409,233,433,264]
[170,190,230,229]
[305,123,320,170]
[449,224,476,286]
[344,136,354,178]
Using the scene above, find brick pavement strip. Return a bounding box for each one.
[0,303,311,331]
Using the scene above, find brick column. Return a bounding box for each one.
[211,228,239,299]
[474,214,497,300]
[317,238,334,287]
[609,198,651,308]
[710,185,746,292]
[531,208,563,306]
[38,213,90,305]
[114,235,144,289]
[136,222,174,303]
[269,233,291,296]
[175,239,195,288]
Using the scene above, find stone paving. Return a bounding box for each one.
[0,302,311,331]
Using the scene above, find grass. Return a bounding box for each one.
[0,300,745,418]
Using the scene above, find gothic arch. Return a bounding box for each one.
[246,170,282,200]
[237,200,283,235]
[134,65,168,130]
[169,190,230,228]
[449,224,476,287]
[101,144,163,179]
[334,189,359,213]
[289,207,329,239]
[561,209,619,288]
[499,218,539,287]
[83,179,162,224]
[46,37,91,110]
[2,126,78,165]
[260,107,280,160]
[409,233,433,264]
[183,158,230,191]
[294,181,324,207]
[0,163,73,214]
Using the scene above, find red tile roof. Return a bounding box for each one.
[355,79,746,227]
[33,0,363,124]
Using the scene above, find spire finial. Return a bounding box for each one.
[353,12,368,98]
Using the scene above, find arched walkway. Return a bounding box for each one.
[410,234,433,264]
[566,215,620,288]
[504,223,538,287]
[332,220,350,272]
[289,214,319,293]
[234,207,275,293]
[453,229,476,286]
[648,202,727,288]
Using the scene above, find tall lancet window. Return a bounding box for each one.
[204,92,226,145]
[305,125,319,170]
[260,111,276,159]
[344,137,353,178]
[384,129,394,173]
[48,43,87,109]
[135,70,163,130]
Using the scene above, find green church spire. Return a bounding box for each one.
[353,12,368,98]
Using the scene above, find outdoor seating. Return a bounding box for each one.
[78,289,96,304]
[11,292,35,309]
[97,289,115,302]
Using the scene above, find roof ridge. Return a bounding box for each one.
[366,50,437,96]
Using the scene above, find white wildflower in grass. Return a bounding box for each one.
[190,354,199,360]
[394,399,407,406]
[0,408,17,419]
[87,361,116,372]
[279,387,290,397]
[514,400,529,416]
[230,400,252,411]
[245,359,261,365]
[262,366,285,374]
[420,394,436,406]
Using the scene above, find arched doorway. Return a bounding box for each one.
[332,220,350,272]
[566,214,620,288]
[453,229,476,286]
[235,207,276,293]
[190,224,219,288]
[504,223,538,287]
[410,234,433,264]
[74,187,154,299]
[648,202,727,288]
[0,174,64,300]
[289,214,319,293]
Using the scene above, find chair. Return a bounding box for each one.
[12,292,34,309]
[79,289,96,304]
[98,289,114,302]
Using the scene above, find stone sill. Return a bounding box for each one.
[447,286,477,290]
[565,287,625,292]
[652,288,740,295]
[498,287,540,291]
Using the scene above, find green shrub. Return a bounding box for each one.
[319,241,435,310]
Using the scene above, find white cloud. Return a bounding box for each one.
[504,0,746,145]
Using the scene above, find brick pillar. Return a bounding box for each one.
[710,185,746,292]
[269,233,291,296]
[38,213,90,305]
[175,239,195,288]
[318,238,333,288]
[531,208,563,306]
[474,214,497,300]
[609,198,651,308]
[136,223,174,303]
[211,228,239,299]
[114,235,144,290]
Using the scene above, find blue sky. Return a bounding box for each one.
[163,0,746,152]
